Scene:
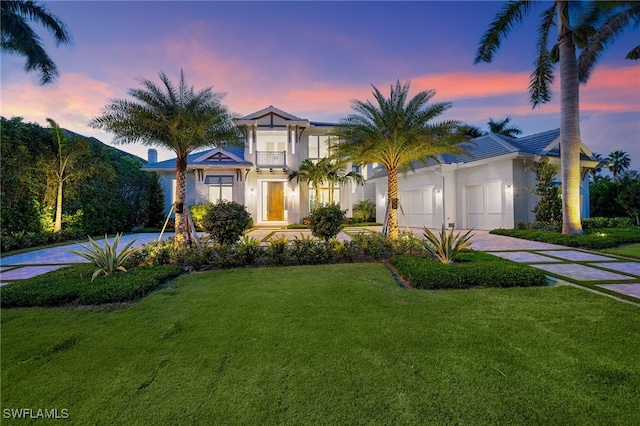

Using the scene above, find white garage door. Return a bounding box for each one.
[398,189,434,228]
[466,182,503,230]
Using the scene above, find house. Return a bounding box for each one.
[142,106,368,226]
[367,129,599,230]
[142,106,599,230]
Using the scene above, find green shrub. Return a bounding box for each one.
[201,200,251,246]
[189,202,213,229]
[352,200,376,222]
[349,232,394,260]
[582,217,634,229]
[491,227,640,249]
[265,235,290,266]
[390,252,547,290]
[309,204,346,241]
[291,234,322,265]
[69,233,139,281]
[0,264,183,308]
[392,231,423,255]
[421,225,474,264]
[235,236,264,266]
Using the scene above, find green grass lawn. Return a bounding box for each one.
[2,264,639,425]
[602,243,640,260]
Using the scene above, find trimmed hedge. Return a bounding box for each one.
[490,227,640,249]
[390,251,547,290]
[0,263,183,308]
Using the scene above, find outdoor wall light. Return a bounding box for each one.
[505,184,512,195]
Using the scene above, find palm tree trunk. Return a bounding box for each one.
[558,1,584,234]
[54,178,63,232]
[174,154,189,247]
[387,167,399,240]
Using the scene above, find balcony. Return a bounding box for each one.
[256,151,286,168]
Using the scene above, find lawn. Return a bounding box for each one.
[2,264,639,425]
[602,243,640,260]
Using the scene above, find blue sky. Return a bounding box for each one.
[1,1,638,169]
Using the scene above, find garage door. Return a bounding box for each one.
[466,182,503,230]
[398,189,434,228]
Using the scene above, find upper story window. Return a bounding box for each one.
[256,130,287,152]
[308,135,333,160]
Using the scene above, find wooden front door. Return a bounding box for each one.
[267,182,284,221]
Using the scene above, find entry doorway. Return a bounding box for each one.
[267,181,285,221]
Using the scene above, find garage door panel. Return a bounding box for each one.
[466,184,503,230]
[399,189,433,228]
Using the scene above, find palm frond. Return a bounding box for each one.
[475,1,532,63]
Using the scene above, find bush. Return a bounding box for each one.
[0,263,183,308]
[490,227,640,249]
[265,235,290,266]
[309,204,346,241]
[201,200,251,246]
[349,232,394,260]
[69,233,139,281]
[235,236,264,266]
[352,200,376,222]
[421,225,474,264]
[189,202,213,229]
[390,252,547,290]
[291,234,323,265]
[581,217,634,229]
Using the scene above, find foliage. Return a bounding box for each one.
[69,233,139,281]
[348,232,394,260]
[1,117,164,252]
[589,176,628,218]
[334,80,467,239]
[352,199,376,222]
[201,200,251,246]
[236,235,264,265]
[265,235,289,266]
[530,158,562,225]
[581,217,634,229]
[0,263,182,308]
[90,70,241,248]
[392,231,424,255]
[291,234,322,265]
[421,225,474,264]
[390,252,547,289]
[0,0,72,84]
[308,204,346,241]
[616,179,640,226]
[188,202,212,229]
[491,227,640,249]
[606,150,631,181]
[487,116,522,137]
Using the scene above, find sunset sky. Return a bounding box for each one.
[1,1,638,169]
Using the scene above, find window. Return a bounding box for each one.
[309,184,340,210]
[308,135,333,160]
[205,175,233,203]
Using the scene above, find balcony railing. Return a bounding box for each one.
[256,151,286,167]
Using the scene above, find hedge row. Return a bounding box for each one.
[390,251,548,290]
[0,264,183,308]
[490,227,640,249]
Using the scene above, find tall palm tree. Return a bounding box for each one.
[46,118,86,232]
[288,159,329,209]
[91,70,241,247]
[334,80,467,240]
[1,0,72,84]
[606,150,631,181]
[487,116,523,137]
[476,1,638,234]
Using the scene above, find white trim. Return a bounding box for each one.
[193,147,245,164]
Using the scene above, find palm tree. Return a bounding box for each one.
[1,0,72,84]
[46,118,86,232]
[91,70,241,247]
[606,150,631,181]
[288,159,329,210]
[324,159,365,204]
[334,80,467,240]
[476,1,638,235]
[589,152,606,179]
[487,116,523,137]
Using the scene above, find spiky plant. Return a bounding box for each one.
[69,233,139,281]
[422,225,474,264]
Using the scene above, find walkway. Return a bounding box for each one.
[1,228,639,303]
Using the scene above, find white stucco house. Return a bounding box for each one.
[142,106,599,230]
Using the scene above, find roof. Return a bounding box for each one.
[239,105,303,121]
[142,145,252,171]
[370,128,597,179]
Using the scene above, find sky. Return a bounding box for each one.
[1,0,639,170]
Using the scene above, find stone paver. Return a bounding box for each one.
[531,263,635,281]
[488,251,562,263]
[1,265,66,280]
[538,250,616,262]
[589,262,640,276]
[597,284,640,298]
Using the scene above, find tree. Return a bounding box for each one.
[606,150,631,181]
[334,80,467,240]
[589,152,606,179]
[1,0,72,84]
[91,70,241,247]
[487,116,523,137]
[530,158,562,225]
[476,1,638,235]
[324,159,365,204]
[617,178,640,227]
[46,118,86,232]
[288,159,329,210]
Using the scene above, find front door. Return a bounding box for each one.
[267,182,284,221]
